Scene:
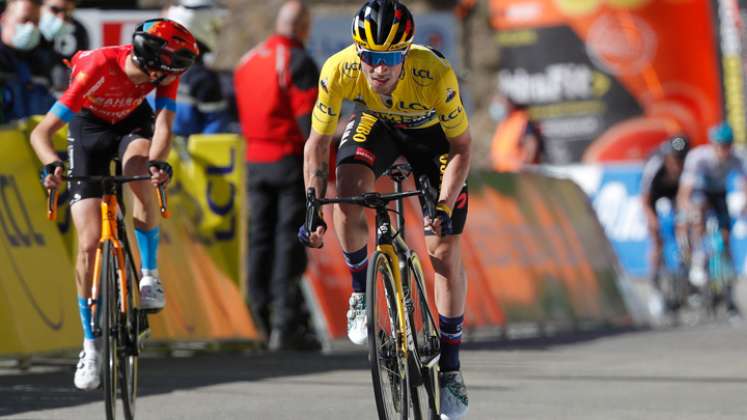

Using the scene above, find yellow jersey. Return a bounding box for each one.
[311,44,469,139]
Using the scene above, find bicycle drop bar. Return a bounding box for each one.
[46,175,170,220]
[304,174,438,232]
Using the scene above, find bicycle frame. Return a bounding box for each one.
[90,186,131,322]
[374,207,410,356]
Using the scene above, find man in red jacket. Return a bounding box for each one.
[234,0,319,351]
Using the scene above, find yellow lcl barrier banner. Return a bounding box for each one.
[169,134,244,286]
[0,124,257,356]
[0,128,81,354]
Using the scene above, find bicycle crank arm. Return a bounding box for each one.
[425,353,440,369]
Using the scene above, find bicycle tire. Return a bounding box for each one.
[405,253,441,420]
[119,246,139,420]
[101,241,119,420]
[367,251,408,420]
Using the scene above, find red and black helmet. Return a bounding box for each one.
[132,18,199,74]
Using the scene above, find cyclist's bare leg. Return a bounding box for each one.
[333,164,375,252]
[425,234,467,316]
[121,138,158,230]
[689,199,708,250]
[648,227,663,288]
[335,164,376,343]
[70,199,103,298]
[71,197,103,388]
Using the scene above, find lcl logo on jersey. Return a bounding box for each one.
[398,101,428,111]
[412,68,435,87]
[316,102,337,117]
[440,106,463,122]
[342,62,361,78]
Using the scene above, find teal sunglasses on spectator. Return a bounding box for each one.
[357,48,407,67]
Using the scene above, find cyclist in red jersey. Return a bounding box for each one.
[30,18,198,391]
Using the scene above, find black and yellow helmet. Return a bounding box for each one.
[352,0,415,52]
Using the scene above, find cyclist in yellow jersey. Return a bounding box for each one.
[298,1,470,417]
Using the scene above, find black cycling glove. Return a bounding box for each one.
[435,203,453,235]
[40,160,65,183]
[298,210,327,247]
[148,160,173,180]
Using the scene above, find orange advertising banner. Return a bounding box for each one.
[147,212,258,342]
[490,0,725,163]
[303,172,631,342]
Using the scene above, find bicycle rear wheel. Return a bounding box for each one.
[119,247,139,420]
[101,241,119,420]
[367,251,408,420]
[405,253,440,420]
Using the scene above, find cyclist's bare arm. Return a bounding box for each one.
[30,113,68,189]
[147,108,176,185]
[641,191,659,230]
[676,181,694,218]
[302,128,333,247]
[439,129,471,210]
[303,128,333,199]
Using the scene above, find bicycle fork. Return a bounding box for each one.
[379,243,409,357]
[88,195,130,337]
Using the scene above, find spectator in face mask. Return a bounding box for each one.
[39,0,89,95]
[0,0,56,123]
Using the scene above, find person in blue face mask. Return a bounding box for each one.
[0,0,56,123]
[39,0,89,95]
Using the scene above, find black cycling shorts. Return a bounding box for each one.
[67,102,154,205]
[692,190,730,229]
[336,112,468,235]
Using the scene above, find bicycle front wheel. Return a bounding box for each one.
[367,251,408,420]
[100,241,119,420]
[119,246,139,420]
[406,253,440,420]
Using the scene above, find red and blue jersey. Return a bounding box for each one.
[50,45,178,124]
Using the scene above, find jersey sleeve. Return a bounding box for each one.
[154,77,179,113]
[52,51,105,122]
[311,56,344,136]
[640,155,662,196]
[680,150,702,188]
[434,65,469,138]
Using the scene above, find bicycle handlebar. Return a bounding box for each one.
[46,175,170,221]
[304,173,438,234]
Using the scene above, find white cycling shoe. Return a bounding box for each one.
[440,371,469,419]
[140,274,165,311]
[347,292,367,345]
[74,350,102,391]
[689,252,707,288]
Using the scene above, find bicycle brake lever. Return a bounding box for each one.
[47,188,59,221]
[305,188,318,232]
[156,184,170,219]
[418,175,437,219]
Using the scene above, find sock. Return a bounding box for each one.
[83,338,98,355]
[135,226,160,271]
[78,296,94,340]
[439,313,464,372]
[343,245,368,293]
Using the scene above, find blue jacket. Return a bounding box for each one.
[172,60,232,136]
[0,40,56,124]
